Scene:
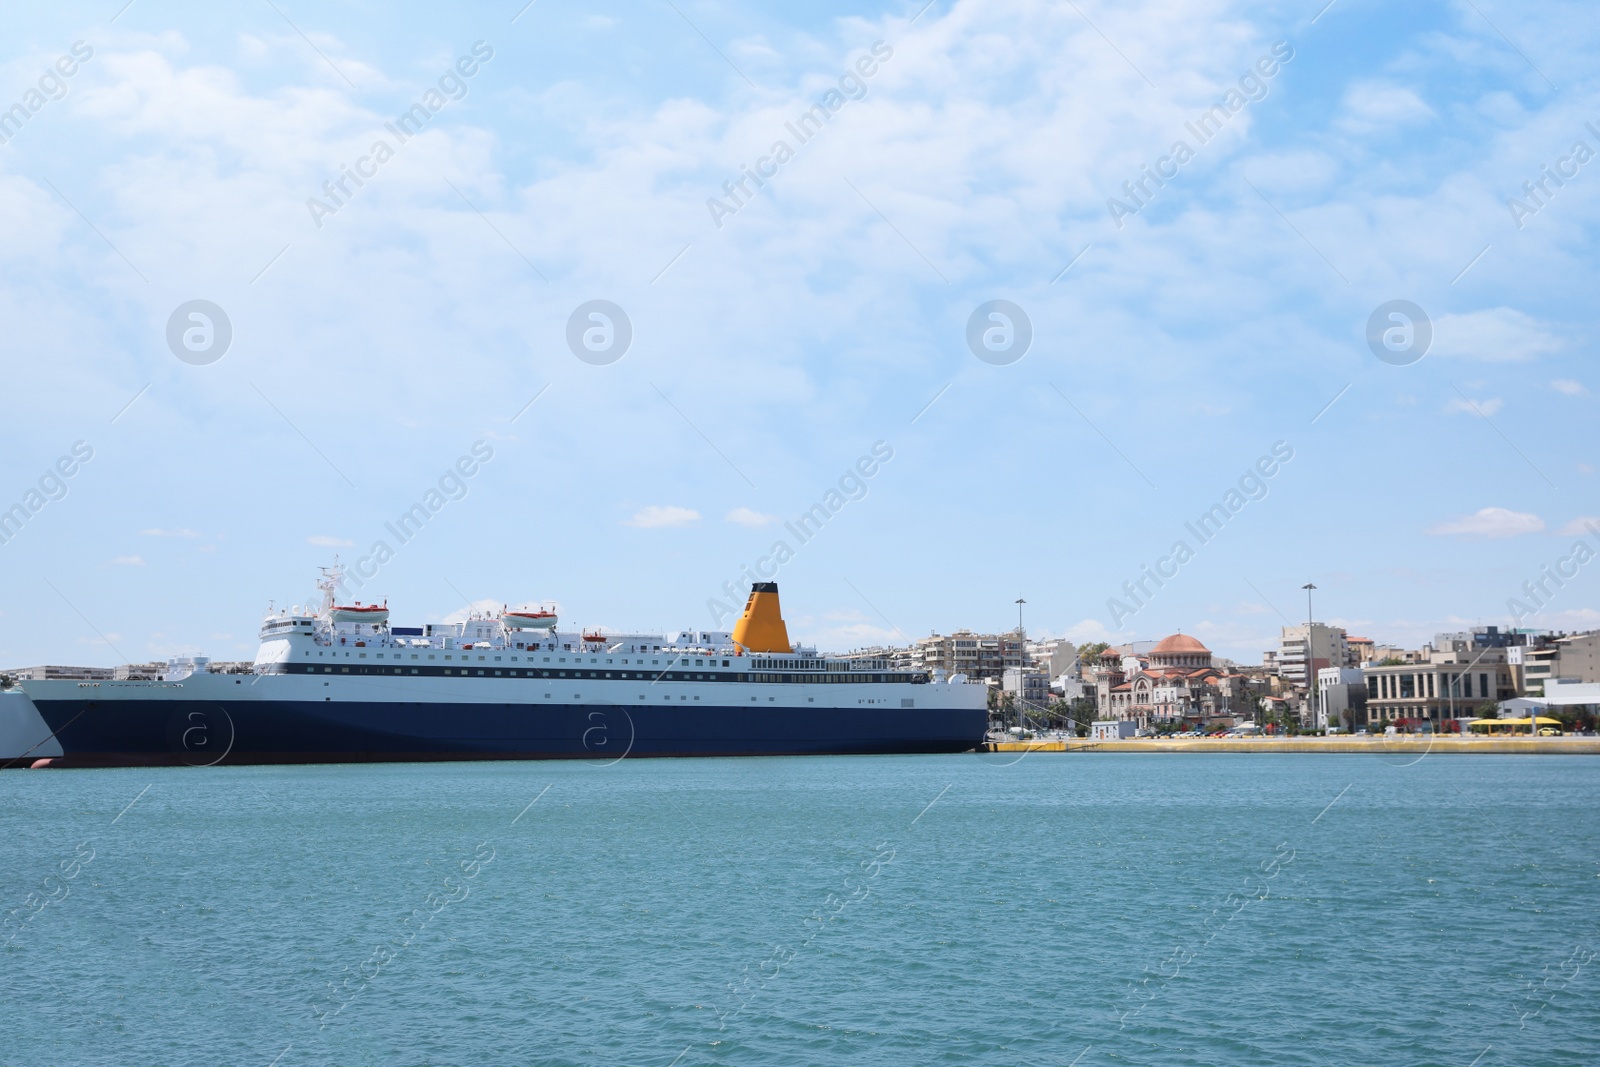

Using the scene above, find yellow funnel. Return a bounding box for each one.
[732,582,792,653]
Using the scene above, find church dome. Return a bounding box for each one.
[1149,632,1213,670]
[1152,633,1209,655]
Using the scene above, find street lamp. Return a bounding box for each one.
[1302,583,1318,733]
[1013,598,1026,733]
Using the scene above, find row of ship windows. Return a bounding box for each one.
[311,650,871,677]
[307,675,911,707]
[291,664,917,683]
[312,651,733,667]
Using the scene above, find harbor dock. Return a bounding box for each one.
[987,735,1600,755]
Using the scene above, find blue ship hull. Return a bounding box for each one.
[26,696,987,767]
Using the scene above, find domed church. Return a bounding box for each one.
[1091,632,1257,728]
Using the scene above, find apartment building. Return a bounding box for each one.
[1002,666,1050,707]
[1316,665,1369,731]
[912,630,1024,680]
[1026,638,1078,678]
[1276,623,1352,687]
[1521,631,1600,695]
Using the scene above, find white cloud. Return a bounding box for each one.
[140,528,200,538]
[623,505,701,529]
[1431,309,1564,361]
[1552,379,1586,395]
[1506,607,1600,631]
[1425,507,1545,539]
[1336,81,1434,133]
[798,612,902,652]
[1444,396,1502,415]
[1189,621,1282,662]
[1556,516,1600,537]
[725,507,777,528]
[1062,618,1117,643]
[109,555,146,565]
[307,535,355,547]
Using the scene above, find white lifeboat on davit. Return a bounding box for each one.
[330,602,389,625]
[502,606,558,630]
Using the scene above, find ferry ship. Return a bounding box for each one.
[8,567,987,767]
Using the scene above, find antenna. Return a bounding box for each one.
[315,559,346,612]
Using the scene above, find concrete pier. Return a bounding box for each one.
[987,736,1600,755]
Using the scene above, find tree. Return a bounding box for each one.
[1044,696,1094,735]
[988,687,1017,729]
[1043,699,1067,730]
[1077,641,1110,666]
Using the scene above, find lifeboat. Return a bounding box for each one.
[582,631,608,644]
[331,602,389,625]
[502,608,558,631]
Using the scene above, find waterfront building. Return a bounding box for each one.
[4,665,115,681]
[114,661,167,680]
[1026,638,1078,678]
[1275,623,1353,687]
[842,645,915,670]
[1540,678,1600,708]
[1002,666,1049,707]
[1368,644,1424,664]
[912,630,1024,681]
[1362,647,1518,728]
[1520,631,1600,695]
[1432,625,1543,653]
[1052,674,1093,701]
[1316,666,1369,731]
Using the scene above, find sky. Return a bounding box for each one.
[0,0,1596,668]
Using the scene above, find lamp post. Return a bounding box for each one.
[1014,598,1026,733]
[1302,583,1318,734]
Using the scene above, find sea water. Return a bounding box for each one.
[2,752,1596,1065]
